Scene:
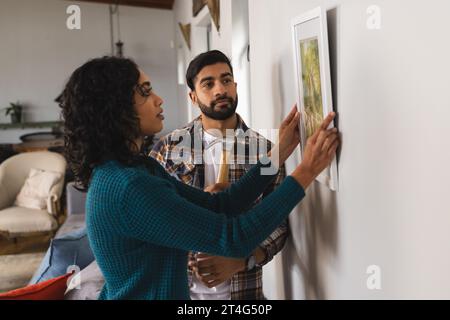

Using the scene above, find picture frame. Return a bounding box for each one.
[291,7,339,191]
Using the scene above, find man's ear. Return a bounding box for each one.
[189,91,197,105]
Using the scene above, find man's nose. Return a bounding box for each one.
[213,82,227,97]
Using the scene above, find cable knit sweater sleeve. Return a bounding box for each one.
[156,159,281,214]
[120,162,305,258]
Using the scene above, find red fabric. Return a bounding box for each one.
[0,272,73,300]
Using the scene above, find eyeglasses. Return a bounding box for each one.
[135,81,152,98]
[134,81,152,105]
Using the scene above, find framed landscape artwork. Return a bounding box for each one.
[291,7,339,191]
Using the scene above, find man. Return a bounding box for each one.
[150,50,289,300]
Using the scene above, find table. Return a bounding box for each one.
[13,139,64,153]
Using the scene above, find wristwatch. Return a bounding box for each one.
[245,254,256,271]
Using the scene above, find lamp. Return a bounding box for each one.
[109,4,124,57]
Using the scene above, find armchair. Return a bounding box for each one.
[0,151,66,240]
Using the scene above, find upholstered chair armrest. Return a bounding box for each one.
[47,193,60,216]
[47,176,65,217]
[0,167,12,210]
[0,183,10,211]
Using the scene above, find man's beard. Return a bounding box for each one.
[197,95,238,121]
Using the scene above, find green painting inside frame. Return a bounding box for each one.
[292,7,339,191]
[300,37,324,139]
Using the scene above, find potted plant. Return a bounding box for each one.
[4,102,23,124]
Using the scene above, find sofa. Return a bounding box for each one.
[56,182,86,237]
[28,182,104,300]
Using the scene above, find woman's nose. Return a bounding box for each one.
[156,94,164,106]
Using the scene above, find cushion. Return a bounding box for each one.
[0,272,73,300]
[14,168,62,210]
[29,228,94,285]
[0,206,57,234]
[64,260,104,300]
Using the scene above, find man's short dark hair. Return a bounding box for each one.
[186,50,233,91]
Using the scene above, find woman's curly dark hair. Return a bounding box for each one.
[59,56,144,190]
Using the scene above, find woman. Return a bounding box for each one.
[59,56,339,300]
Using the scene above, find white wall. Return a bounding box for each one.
[172,0,197,121]
[249,0,450,299]
[231,0,251,125]
[0,0,181,143]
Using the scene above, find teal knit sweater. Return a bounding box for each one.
[86,157,305,300]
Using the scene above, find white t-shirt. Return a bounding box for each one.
[190,130,231,300]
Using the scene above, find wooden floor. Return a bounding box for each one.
[0,234,52,256]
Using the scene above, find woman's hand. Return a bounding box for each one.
[292,112,339,189]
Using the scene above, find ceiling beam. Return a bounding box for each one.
[72,0,174,10]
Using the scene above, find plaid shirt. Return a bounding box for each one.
[149,114,288,300]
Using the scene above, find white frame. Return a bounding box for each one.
[291,7,339,191]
